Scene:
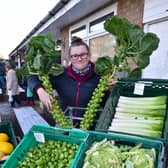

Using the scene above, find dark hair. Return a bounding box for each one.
[68,36,89,56]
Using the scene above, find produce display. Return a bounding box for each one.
[80,15,160,130]
[2,124,165,168]
[1,125,90,168]
[22,16,160,130]
[83,138,156,168]
[0,133,14,161]
[16,140,79,168]
[108,95,167,137]
[25,33,72,128]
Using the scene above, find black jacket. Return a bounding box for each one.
[28,63,103,117]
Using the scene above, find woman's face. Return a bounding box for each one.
[69,45,90,70]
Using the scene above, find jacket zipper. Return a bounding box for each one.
[75,82,81,117]
[76,82,81,107]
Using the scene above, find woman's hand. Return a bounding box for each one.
[37,87,53,110]
[108,77,117,91]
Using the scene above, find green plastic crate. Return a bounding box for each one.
[0,121,17,146]
[0,121,17,163]
[77,130,165,168]
[96,78,168,143]
[2,125,89,168]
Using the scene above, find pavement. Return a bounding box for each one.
[0,96,55,141]
[0,101,22,141]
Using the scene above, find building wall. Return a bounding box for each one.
[117,0,144,26]
[143,0,168,23]
[60,0,145,63]
[142,0,168,79]
[60,28,69,67]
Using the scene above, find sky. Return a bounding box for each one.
[0,0,59,59]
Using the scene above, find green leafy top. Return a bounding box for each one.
[25,33,64,76]
[95,56,114,76]
[95,16,160,78]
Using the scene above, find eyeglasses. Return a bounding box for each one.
[70,53,88,61]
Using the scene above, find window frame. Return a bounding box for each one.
[69,3,117,45]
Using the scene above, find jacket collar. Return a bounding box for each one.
[67,62,95,82]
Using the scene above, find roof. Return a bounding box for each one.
[9,0,115,57]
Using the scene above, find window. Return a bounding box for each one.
[71,25,86,39]
[89,34,115,62]
[69,3,117,61]
[89,12,114,33]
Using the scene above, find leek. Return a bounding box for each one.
[112,118,164,124]
[109,126,162,137]
[114,112,164,120]
[111,121,163,131]
[117,102,166,110]
[119,95,166,104]
[116,107,165,116]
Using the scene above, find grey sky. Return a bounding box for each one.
[0,0,59,59]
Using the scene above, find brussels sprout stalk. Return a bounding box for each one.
[80,16,160,130]
[25,33,72,128]
[39,75,72,128]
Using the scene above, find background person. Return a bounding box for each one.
[0,62,6,92]
[21,76,34,106]
[26,86,34,106]
[5,62,21,107]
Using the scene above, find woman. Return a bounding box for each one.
[5,62,21,107]
[28,37,111,122]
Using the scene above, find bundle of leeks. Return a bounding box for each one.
[109,95,167,138]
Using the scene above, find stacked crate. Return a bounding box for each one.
[96,78,168,167]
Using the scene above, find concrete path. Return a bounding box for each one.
[0,101,55,140]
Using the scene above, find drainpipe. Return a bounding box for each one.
[17,50,21,68]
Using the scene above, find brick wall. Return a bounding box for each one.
[117,0,145,27]
[60,28,69,67]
